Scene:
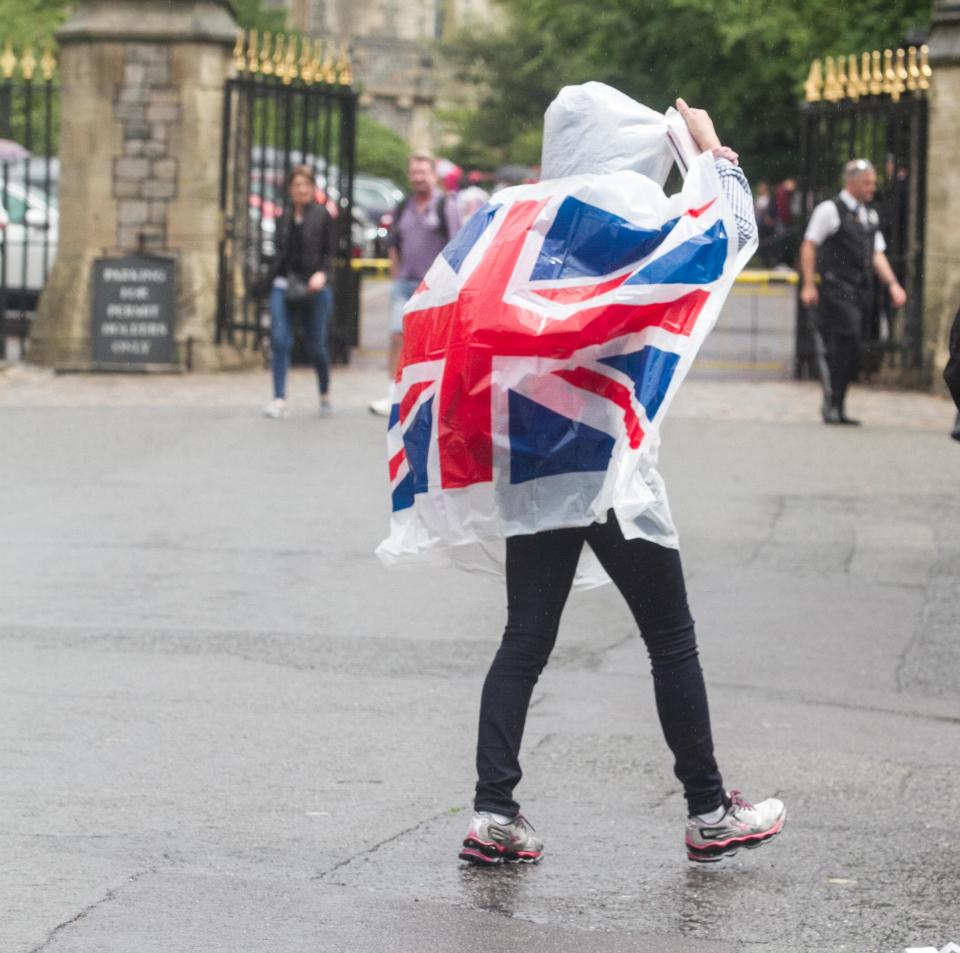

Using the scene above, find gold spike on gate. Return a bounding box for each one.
[19,43,36,81]
[246,29,260,73]
[906,46,919,91]
[260,32,275,75]
[336,45,352,86]
[823,56,841,102]
[299,36,313,83]
[846,54,861,101]
[282,36,297,84]
[233,32,245,71]
[0,40,16,79]
[804,59,823,102]
[869,49,883,95]
[835,54,848,99]
[39,40,57,80]
[919,44,932,90]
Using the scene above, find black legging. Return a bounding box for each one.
[474,514,724,818]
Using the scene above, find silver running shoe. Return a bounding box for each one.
[685,790,786,863]
[459,811,544,865]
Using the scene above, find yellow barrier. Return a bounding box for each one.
[351,258,391,276]
[352,260,799,286]
[735,269,799,286]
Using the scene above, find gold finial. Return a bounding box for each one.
[906,46,919,91]
[246,29,260,72]
[1,40,16,79]
[323,46,337,84]
[233,31,245,72]
[893,47,908,101]
[337,44,352,86]
[896,48,908,83]
[40,39,57,81]
[846,54,861,102]
[861,51,872,96]
[919,44,931,90]
[282,35,297,84]
[311,39,324,84]
[869,49,883,95]
[804,59,823,102]
[299,36,312,83]
[882,48,897,98]
[823,56,841,102]
[20,43,36,81]
[835,54,848,99]
[272,33,285,78]
[260,32,274,75]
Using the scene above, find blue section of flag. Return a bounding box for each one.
[508,390,615,485]
[442,203,500,273]
[625,220,728,286]
[599,346,681,420]
[388,403,400,429]
[391,472,415,512]
[403,396,434,495]
[531,197,678,281]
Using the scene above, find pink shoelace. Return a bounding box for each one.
[728,789,754,810]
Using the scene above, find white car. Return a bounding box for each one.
[1,180,59,304]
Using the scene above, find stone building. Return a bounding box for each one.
[265,0,500,149]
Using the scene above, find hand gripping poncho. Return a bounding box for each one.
[376,83,756,587]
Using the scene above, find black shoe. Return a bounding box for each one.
[822,405,842,425]
[838,413,861,426]
[951,414,960,442]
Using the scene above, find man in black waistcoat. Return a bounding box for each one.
[799,159,907,425]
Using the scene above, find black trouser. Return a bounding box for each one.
[815,282,869,413]
[473,516,724,818]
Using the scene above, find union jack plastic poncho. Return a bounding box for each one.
[376,84,756,586]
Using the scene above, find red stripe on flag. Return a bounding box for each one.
[552,367,645,449]
[530,270,633,304]
[388,448,406,482]
[686,198,717,218]
[399,380,433,423]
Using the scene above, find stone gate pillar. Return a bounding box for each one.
[924,1,960,388]
[29,0,247,370]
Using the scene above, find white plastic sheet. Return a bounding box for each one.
[376,84,754,587]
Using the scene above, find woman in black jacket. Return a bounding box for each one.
[264,165,335,418]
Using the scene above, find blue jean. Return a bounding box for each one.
[269,285,332,399]
[390,278,420,334]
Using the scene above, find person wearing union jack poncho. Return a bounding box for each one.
[377,84,786,864]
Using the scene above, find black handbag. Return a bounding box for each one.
[284,275,313,307]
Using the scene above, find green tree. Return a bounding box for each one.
[355,114,410,182]
[441,0,933,181]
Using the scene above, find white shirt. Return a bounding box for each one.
[803,189,886,252]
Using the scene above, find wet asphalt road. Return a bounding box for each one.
[1,366,959,953]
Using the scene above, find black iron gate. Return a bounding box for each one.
[796,45,931,379]
[0,41,59,361]
[217,33,358,362]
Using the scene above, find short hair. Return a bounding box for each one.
[408,150,436,170]
[287,164,316,188]
[843,158,875,180]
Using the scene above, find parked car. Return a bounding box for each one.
[1,179,59,307]
[353,174,404,258]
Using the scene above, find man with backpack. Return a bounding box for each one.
[369,152,462,416]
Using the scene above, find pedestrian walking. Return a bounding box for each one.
[799,159,907,425]
[378,85,785,866]
[262,164,335,419]
[369,152,461,417]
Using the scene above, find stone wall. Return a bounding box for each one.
[113,43,181,252]
[29,0,245,371]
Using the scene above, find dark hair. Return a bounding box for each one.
[287,164,316,188]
